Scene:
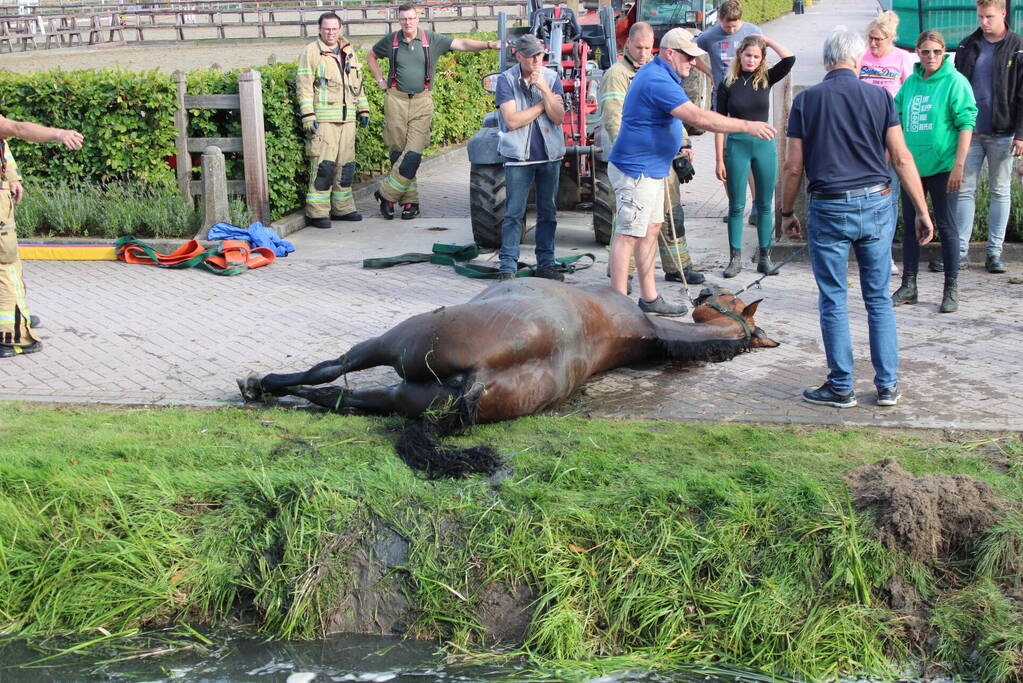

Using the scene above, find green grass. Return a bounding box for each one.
[13,180,253,239]
[1,404,1021,681]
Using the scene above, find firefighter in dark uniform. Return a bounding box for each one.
[367,3,497,219]
[0,116,83,359]
[297,12,370,228]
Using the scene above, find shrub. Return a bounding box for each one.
[734,0,793,26]
[0,45,499,229]
[0,69,177,188]
[15,180,201,239]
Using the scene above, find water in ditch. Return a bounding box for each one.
[0,632,779,683]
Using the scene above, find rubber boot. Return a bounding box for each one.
[891,274,917,306]
[939,278,958,313]
[757,247,778,275]
[723,248,742,279]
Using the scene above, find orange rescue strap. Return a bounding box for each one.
[115,237,275,275]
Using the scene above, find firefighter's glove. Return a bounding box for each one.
[302,117,318,136]
[672,155,696,184]
[358,113,370,128]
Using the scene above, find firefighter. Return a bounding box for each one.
[366,3,497,220]
[598,22,705,285]
[0,117,83,359]
[297,12,370,229]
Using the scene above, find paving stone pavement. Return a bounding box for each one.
[3,0,1023,431]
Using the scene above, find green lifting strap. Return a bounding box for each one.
[362,243,596,280]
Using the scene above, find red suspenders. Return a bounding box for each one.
[389,29,431,91]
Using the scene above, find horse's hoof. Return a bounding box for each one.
[237,373,264,402]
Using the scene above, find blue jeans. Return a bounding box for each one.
[499,161,560,273]
[807,190,898,393]
[952,134,1014,257]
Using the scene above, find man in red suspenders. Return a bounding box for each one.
[0,116,83,359]
[367,3,497,220]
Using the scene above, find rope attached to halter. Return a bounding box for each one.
[730,244,807,297]
[661,175,697,309]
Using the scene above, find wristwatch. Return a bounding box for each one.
[780,210,794,218]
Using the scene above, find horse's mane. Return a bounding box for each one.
[656,334,752,364]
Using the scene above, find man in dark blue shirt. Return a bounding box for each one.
[608,28,774,316]
[781,27,933,409]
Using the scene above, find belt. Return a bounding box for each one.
[810,182,890,201]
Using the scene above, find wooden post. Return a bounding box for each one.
[238,68,270,224]
[173,70,191,200]
[199,145,229,238]
[772,80,808,238]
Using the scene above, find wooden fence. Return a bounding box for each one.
[0,0,526,50]
[174,68,269,226]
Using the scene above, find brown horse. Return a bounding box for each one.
[238,280,777,425]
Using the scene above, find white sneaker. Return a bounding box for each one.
[890,259,899,276]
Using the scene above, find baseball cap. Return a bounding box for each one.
[513,34,545,57]
[660,28,706,57]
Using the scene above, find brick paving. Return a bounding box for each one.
[3,0,1022,431]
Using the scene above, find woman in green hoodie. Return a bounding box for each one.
[891,30,977,313]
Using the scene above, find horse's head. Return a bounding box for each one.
[692,286,779,349]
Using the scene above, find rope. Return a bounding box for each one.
[661,175,697,309]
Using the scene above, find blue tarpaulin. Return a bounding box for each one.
[207,222,295,258]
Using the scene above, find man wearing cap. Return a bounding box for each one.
[367,3,498,220]
[608,28,774,315]
[598,21,705,287]
[494,33,566,280]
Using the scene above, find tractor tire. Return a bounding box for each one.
[593,160,614,245]
[469,163,509,249]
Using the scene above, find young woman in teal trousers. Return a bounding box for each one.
[714,34,794,278]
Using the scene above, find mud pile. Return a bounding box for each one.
[843,457,999,563]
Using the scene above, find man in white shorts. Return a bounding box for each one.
[608,28,775,315]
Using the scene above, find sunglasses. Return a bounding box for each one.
[917,48,944,56]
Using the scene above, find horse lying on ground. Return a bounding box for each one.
[239,280,777,428]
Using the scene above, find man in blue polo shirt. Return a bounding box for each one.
[608,28,774,316]
[780,27,934,409]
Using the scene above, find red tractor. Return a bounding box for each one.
[466,0,709,248]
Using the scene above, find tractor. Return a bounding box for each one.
[466,0,711,249]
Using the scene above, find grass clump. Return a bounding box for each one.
[1,404,1021,681]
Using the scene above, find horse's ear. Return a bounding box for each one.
[741,299,763,319]
[751,327,780,348]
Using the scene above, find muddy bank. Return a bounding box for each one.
[4,406,1022,681]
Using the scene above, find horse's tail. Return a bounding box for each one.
[394,376,503,480]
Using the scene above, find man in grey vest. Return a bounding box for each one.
[494,34,566,279]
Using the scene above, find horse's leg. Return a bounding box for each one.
[248,338,391,399]
[286,380,466,418]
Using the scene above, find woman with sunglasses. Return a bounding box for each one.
[860,11,915,277]
[891,30,977,313]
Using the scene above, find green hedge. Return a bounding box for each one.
[735,0,793,26]
[0,46,498,226]
[0,70,177,189]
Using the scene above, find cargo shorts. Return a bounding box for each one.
[608,162,665,238]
